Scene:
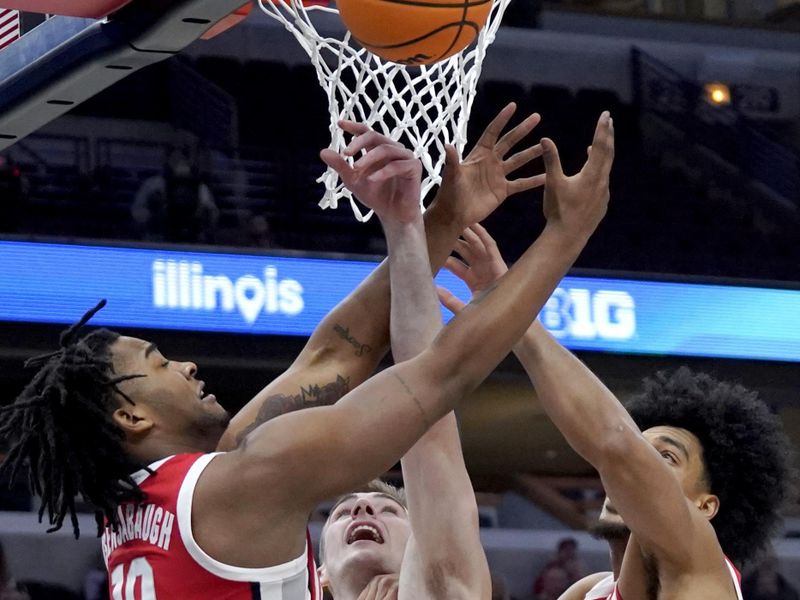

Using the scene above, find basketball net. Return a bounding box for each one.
[258,0,513,221]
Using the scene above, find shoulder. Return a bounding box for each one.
[178,449,309,567]
[560,572,614,600]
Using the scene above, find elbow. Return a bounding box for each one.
[303,343,339,368]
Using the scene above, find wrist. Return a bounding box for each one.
[424,197,463,236]
[382,212,425,241]
[541,221,592,256]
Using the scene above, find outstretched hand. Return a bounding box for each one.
[541,111,615,239]
[438,223,509,315]
[321,121,422,224]
[437,102,545,228]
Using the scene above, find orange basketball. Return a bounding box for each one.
[336,0,493,66]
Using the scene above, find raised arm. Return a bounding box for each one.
[194,117,610,571]
[217,103,545,450]
[439,121,722,577]
[378,154,490,598]
[513,326,720,570]
[443,237,720,579]
[271,113,612,512]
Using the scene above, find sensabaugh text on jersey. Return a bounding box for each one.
[101,503,176,562]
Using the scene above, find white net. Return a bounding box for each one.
[258,0,513,221]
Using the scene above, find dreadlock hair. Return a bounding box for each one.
[624,367,795,567]
[0,300,147,539]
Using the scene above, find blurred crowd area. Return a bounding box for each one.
[0,49,798,283]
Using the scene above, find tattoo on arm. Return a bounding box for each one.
[334,324,373,356]
[392,372,431,429]
[235,374,351,445]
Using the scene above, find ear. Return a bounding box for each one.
[112,406,155,437]
[317,564,330,591]
[697,493,720,521]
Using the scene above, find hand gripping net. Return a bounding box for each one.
[258,0,513,221]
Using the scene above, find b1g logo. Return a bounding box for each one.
[152,260,304,324]
[541,288,636,341]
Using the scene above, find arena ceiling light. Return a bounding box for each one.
[704,82,732,106]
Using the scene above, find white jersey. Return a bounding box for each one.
[584,574,615,600]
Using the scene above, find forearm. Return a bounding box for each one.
[513,321,640,466]
[384,209,484,581]
[423,192,469,273]
[307,198,462,358]
[384,207,466,494]
[220,201,463,450]
[432,224,590,396]
[514,322,703,557]
[256,353,460,506]
[384,215,443,362]
[310,195,461,368]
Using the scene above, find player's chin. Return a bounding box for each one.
[201,395,228,418]
[342,542,396,567]
[214,406,232,428]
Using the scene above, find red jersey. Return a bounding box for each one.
[585,558,743,600]
[102,453,321,600]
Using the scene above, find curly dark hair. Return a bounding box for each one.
[0,300,146,538]
[624,367,795,566]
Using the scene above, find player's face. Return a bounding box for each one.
[601,426,712,524]
[321,493,410,586]
[642,426,709,498]
[110,336,229,450]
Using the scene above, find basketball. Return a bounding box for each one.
[336,0,494,66]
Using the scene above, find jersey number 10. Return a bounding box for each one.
[110,557,157,600]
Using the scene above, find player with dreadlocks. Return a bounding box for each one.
[0,104,539,540]
[440,222,795,600]
[0,306,144,537]
[0,109,613,599]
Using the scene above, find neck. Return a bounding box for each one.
[609,538,628,580]
[330,567,389,600]
[128,438,213,466]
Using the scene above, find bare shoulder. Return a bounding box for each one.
[187,450,309,569]
[560,572,614,600]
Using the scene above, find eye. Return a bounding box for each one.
[161,360,170,368]
[333,507,350,520]
[661,451,677,464]
[382,506,398,515]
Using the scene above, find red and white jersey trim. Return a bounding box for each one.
[177,453,311,584]
[112,452,320,600]
[584,574,615,600]
[725,558,744,600]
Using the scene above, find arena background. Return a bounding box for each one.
[0,1,799,598]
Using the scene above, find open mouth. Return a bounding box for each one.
[197,381,216,403]
[346,523,384,545]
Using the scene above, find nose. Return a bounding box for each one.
[351,498,375,518]
[180,361,197,379]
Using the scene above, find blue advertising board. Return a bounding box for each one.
[1,240,798,362]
